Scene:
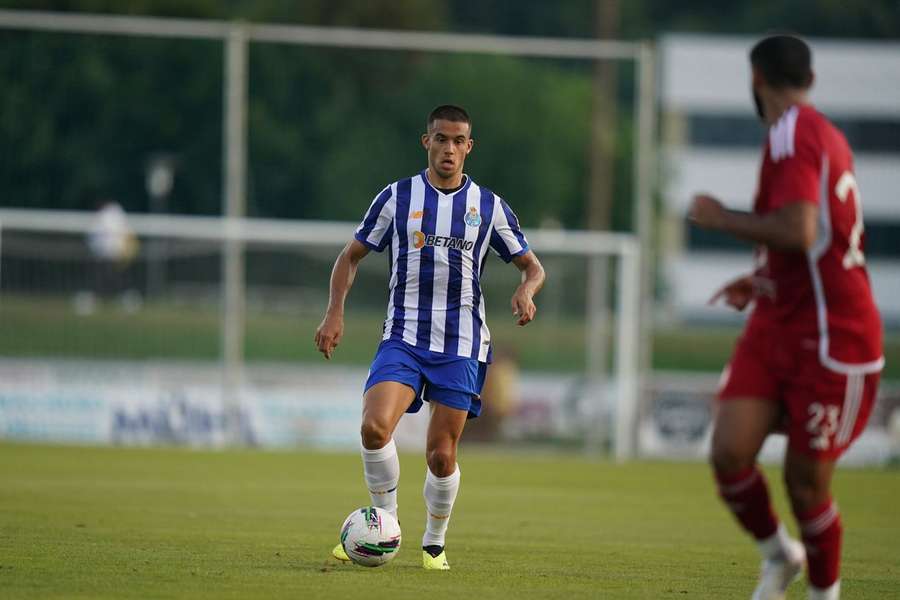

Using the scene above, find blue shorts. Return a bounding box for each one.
[364,339,487,419]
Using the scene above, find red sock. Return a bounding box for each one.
[714,466,779,540]
[795,498,842,589]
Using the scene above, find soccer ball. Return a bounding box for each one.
[339,506,402,567]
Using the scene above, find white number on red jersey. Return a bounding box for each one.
[835,171,865,269]
[807,402,840,451]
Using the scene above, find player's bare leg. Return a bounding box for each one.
[421,402,467,570]
[361,382,415,449]
[711,399,805,599]
[784,450,841,599]
[711,398,780,472]
[333,382,414,562]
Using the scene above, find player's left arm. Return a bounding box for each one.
[510,251,545,326]
[489,196,544,325]
[689,195,817,252]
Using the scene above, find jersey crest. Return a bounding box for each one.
[464,206,482,227]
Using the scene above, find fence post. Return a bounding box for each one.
[222,23,248,445]
[613,241,640,460]
[585,253,609,453]
[631,41,656,458]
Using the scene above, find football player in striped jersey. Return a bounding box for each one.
[316,105,545,570]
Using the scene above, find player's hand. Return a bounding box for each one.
[314,312,344,360]
[708,275,774,311]
[689,193,726,230]
[511,287,537,326]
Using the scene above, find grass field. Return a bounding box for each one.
[2,296,899,377]
[2,443,898,599]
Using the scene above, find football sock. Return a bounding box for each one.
[795,497,842,590]
[361,438,400,519]
[422,465,460,548]
[714,465,780,545]
[758,522,801,561]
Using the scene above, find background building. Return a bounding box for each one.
[660,34,900,325]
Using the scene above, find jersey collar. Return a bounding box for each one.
[420,170,472,197]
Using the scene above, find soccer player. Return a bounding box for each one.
[689,36,883,600]
[315,105,545,570]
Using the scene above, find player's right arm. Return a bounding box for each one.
[315,239,370,360]
[317,184,395,359]
[689,194,817,252]
[690,111,821,252]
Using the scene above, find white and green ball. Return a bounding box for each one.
[339,507,402,567]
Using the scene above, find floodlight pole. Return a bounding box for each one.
[222,23,248,446]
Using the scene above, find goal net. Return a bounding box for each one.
[0,210,640,455]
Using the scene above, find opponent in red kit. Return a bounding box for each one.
[689,35,883,600]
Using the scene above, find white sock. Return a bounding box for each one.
[757,523,799,560]
[809,580,840,600]
[361,438,400,519]
[422,465,460,548]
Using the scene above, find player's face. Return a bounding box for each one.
[422,120,473,181]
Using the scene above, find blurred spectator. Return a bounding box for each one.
[465,348,521,442]
[74,200,141,315]
[88,200,138,264]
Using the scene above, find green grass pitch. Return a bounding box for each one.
[2,443,898,599]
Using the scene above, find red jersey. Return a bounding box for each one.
[750,104,883,374]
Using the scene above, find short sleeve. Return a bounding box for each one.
[766,111,822,210]
[354,185,395,252]
[489,197,529,263]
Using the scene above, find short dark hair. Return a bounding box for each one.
[750,35,813,90]
[427,105,471,132]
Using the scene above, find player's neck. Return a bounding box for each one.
[426,168,464,191]
[764,90,809,126]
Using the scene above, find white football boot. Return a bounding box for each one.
[751,538,806,600]
[808,581,840,600]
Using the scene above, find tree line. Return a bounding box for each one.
[1,0,896,228]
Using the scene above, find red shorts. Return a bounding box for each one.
[718,323,880,460]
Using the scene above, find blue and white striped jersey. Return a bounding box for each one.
[354,170,529,363]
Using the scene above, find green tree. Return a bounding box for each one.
[1,0,896,226]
